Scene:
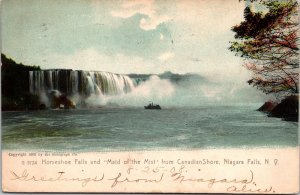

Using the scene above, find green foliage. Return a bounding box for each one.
[230,0,299,97]
[1,54,40,71]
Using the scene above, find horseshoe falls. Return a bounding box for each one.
[28,70,137,107]
[29,70,136,96]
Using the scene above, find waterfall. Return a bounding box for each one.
[85,72,96,95]
[29,71,34,94]
[29,70,137,98]
[70,71,78,94]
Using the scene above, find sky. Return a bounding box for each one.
[2,0,250,81]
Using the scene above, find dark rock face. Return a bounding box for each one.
[270,95,299,122]
[48,91,75,109]
[1,54,41,111]
[257,101,277,112]
[39,104,47,110]
[2,94,40,111]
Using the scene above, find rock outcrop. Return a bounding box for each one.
[257,101,277,112]
[49,91,76,109]
[270,95,298,122]
[259,95,299,122]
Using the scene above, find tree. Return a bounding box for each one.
[230,0,299,98]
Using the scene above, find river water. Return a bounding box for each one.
[1,105,298,151]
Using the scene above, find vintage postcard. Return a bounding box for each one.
[1,0,299,193]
